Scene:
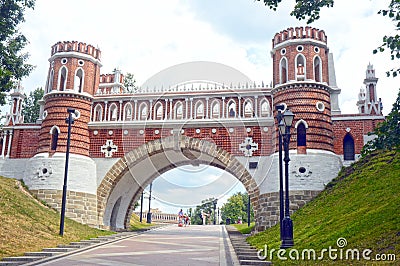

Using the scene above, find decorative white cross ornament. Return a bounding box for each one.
[239,137,258,157]
[101,140,118,157]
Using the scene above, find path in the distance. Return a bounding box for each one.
[39,225,239,266]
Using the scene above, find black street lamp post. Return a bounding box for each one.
[275,105,285,240]
[59,108,76,236]
[247,194,251,227]
[279,109,295,249]
[146,183,153,224]
[213,199,217,225]
[140,191,144,223]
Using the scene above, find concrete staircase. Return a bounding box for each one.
[0,228,160,266]
[225,225,271,265]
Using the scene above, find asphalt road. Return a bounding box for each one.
[39,225,240,266]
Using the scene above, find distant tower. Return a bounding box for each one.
[5,82,26,126]
[357,63,381,115]
[271,27,341,154]
[24,41,102,226]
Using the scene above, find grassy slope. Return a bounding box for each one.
[232,222,255,234]
[129,213,154,230]
[247,150,400,265]
[0,177,113,259]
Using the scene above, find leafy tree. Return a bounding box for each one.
[362,89,400,155]
[221,192,254,224]
[255,0,400,77]
[124,72,137,92]
[0,0,35,105]
[191,197,216,225]
[22,87,43,123]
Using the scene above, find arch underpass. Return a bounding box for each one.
[97,135,260,230]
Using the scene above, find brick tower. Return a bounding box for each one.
[261,27,342,224]
[24,41,102,226]
[271,27,341,154]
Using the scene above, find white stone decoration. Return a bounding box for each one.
[108,130,113,136]
[229,128,234,133]
[34,162,53,181]
[246,127,251,133]
[346,127,351,132]
[139,129,144,135]
[93,130,98,136]
[212,128,217,134]
[292,164,313,179]
[196,129,201,134]
[239,137,258,157]
[316,101,325,112]
[155,129,160,135]
[181,129,185,134]
[123,130,129,135]
[263,127,268,132]
[101,140,118,158]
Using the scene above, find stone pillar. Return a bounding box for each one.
[6,130,12,158]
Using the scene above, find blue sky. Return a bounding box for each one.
[8,0,399,213]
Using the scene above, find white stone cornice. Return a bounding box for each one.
[332,115,384,121]
[49,51,102,67]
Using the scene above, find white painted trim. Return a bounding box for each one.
[272,38,328,52]
[49,51,103,67]
[295,119,309,129]
[89,117,274,129]
[332,115,384,121]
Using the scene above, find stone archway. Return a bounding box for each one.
[97,135,260,230]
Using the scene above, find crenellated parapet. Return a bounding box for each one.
[51,41,101,60]
[272,26,327,48]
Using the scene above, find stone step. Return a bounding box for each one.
[42,248,75,253]
[235,250,258,255]
[24,251,63,257]
[238,254,262,260]
[77,239,102,244]
[68,241,93,246]
[1,256,42,262]
[0,262,25,266]
[240,259,272,265]
[57,244,83,249]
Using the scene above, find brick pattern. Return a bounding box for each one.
[38,94,92,156]
[30,189,98,226]
[272,27,328,86]
[256,190,320,232]
[89,126,273,158]
[332,117,384,154]
[10,127,40,158]
[273,84,334,152]
[96,135,260,229]
[49,42,100,95]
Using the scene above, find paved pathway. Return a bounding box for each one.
[39,225,239,266]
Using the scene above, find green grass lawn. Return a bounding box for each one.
[129,213,155,230]
[247,150,400,265]
[0,177,114,259]
[232,222,255,234]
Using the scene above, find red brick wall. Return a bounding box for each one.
[332,116,385,154]
[272,27,329,86]
[89,126,274,158]
[273,85,334,152]
[38,94,92,156]
[10,127,40,158]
